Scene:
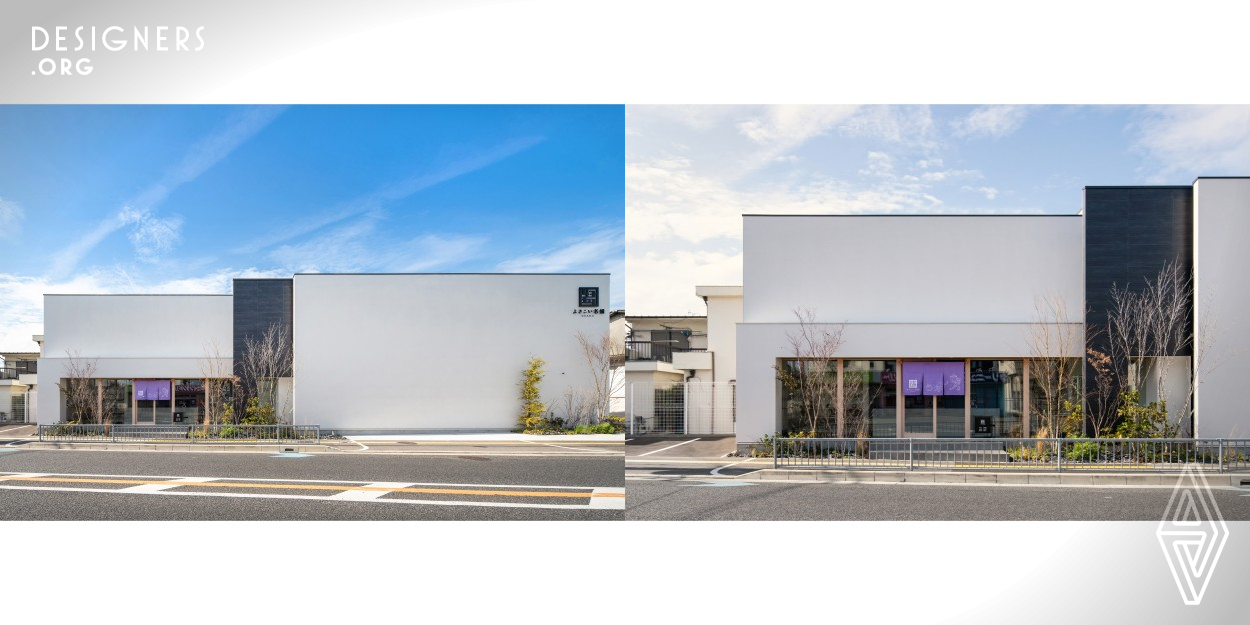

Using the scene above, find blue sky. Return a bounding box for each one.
[0,105,624,350]
[626,105,1250,314]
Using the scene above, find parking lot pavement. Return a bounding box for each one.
[624,435,736,458]
[0,424,37,441]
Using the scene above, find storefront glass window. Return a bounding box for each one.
[970,360,1024,438]
[778,359,837,436]
[175,380,205,425]
[102,379,132,425]
[843,360,897,438]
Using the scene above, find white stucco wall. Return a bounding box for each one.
[743,215,1085,323]
[292,274,610,431]
[736,215,1085,443]
[1194,178,1250,437]
[37,295,233,424]
[698,287,743,383]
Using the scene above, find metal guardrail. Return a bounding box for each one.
[772,438,1250,472]
[624,341,673,363]
[38,423,321,444]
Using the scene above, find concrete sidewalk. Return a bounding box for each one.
[8,432,624,454]
[742,468,1250,487]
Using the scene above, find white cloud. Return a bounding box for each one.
[232,135,544,255]
[626,247,741,316]
[1134,105,1250,179]
[839,105,936,145]
[921,169,980,182]
[736,105,860,144]
[269,210,487,274]
[0,198,23,240]
[627,150,954,248]
[125,208,185,263]
[46,107,285,278]
[496,227,622,273]
[0,266,287,351]
[951,105,1030,139]
[962,185,1000,200]
[397,234,489,272]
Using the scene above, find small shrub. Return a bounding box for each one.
[1008,442,1051,463]
[1114,389,1172,438]
[750,432,816,457]
[1065,439,1102,462]
[572,422,617,434]
[518,356,547,430]
[241,397,277,425]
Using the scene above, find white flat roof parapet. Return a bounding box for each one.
[695,285,743,298]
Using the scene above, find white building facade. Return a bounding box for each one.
[734,178,1250,446]
[737,214,1083,444]
[37,273,610,432]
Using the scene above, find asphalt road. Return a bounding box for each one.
[626,479,1250,521]
[0,449,623,520]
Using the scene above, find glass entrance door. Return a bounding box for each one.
[900,361,967,438]
[133,380,171,425]
[903,395,934,437]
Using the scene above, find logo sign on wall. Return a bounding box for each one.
[574,286,605,317]
[578,287,599,308]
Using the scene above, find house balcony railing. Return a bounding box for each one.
[0,363,37,380]
[624,343,707,364]
[624,341,673,363]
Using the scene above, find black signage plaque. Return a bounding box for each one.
[578,287,599,308]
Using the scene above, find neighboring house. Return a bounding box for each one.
[619,288,744,435]
[0,340,41,423]
[731,177,1250,446]
[622,314,708,387]
[36,273,610,432]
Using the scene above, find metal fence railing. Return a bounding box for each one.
[772,438,1250,472]
[629,381,735,436]
[38,423,321,444]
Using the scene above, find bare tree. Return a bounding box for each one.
[841,364,884,438]
[557,387,596,427]
[56,350,99,423]
[1027,292,1084,437]
[200,340,238,427]
[1104,260,1217,436]
[1084,343,1119,438]
[575,330,618,424]
[237,323,292,424]
[773,308,844,436]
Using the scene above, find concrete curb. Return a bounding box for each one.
[15,442,331,454]
[751,469,1250,487]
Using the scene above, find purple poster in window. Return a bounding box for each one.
[941,361,965,395]
[135,380,170,401]
[901,362,924,396]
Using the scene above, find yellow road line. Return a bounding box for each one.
[0,476,625,499]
